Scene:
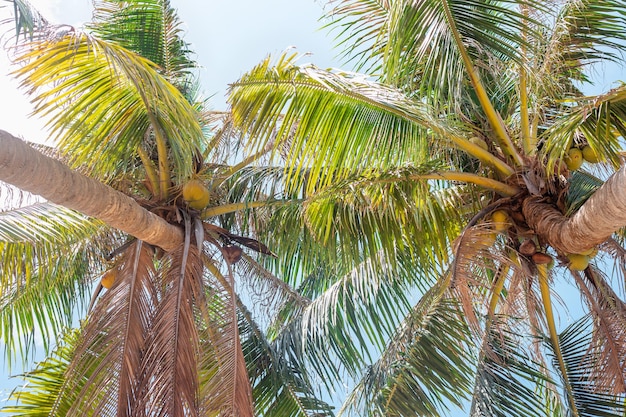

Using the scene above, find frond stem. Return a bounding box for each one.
[233,77,516,176]
[202,200,298,218]
[137,145,160,197]
[488,263,509,317]
[368,171,518,197]
[209,146,273,191]
[441,0,524,167]
[538,265,579,417]
[449,135,515,177]
[152,123,172,201]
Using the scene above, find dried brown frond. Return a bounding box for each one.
[137,228,205,417]
[199,257,254,417]
[574,268,626,394]
[60,240,158,417]
[449,225,508,333]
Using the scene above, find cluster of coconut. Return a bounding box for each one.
[490,210,553,264]
[564,144,600,171]
[488,210,597,271]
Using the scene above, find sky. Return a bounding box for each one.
[0,0,341,143]
[0,0,624,414]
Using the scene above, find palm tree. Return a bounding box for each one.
[0,1,343,416]
[225,0,626,415]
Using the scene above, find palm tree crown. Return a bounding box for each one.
[226,0,626,415]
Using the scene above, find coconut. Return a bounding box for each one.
[581,145,600,163]
[183,179,210,210]
[183,179,207,201]
[188,192,210,210]
[565,148,583,171]
[567,253,590,271]
[519,239,537,256]
[579,246,598,258]
[531,252,552,265]
[101,269,117,289]
[491,210,509,232]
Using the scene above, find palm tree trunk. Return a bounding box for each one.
[0,130,184,252]
[523,165,626,254]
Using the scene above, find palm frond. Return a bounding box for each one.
[228,53,460,191]
[239,301,334,417]
[564,170,604,215]
[138,229,205,417]
[267,248,439,393]
[326,0,542,95]
[0,203,115,362]
[448,223,516,332]
[574,267,626,394]
[470,318,549,417]
[533,0,626,95]
[90,0,197,93]
[338,281,473,417]
[301,165,467,266]
[2,0,49,42]
[13,31,203,181]
[546,314,626,417]
[52,241,157,417]
[1,329,80,416]
[200,252,254,417]
[324,0,390,72]
[541,85,626,174]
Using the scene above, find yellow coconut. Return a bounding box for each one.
[491,210,509,232]
[581,145,600,163]
[183,179,209,202]
[101,269,117,289]
[183,179,210,210]
[567,253,590,271]
[188,192,210,210]
[565,148,583,171]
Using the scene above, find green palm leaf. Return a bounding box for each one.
[1,330,87,417]
[469,319,548,417]
[0,203,115,361]
[230,53,440,189]
[4,0,48,42]
[13,31,203,181]
[541,86,626,174]
[327,0,541,94]
[533,0,626,94]
[90,0,196,91]
[239,302,335,417]
[338,284,473,417]
[546,314,626,417]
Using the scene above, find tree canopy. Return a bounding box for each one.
[1,1,626,416]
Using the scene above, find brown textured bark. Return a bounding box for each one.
[0,130,183,251]
[523,164,626,254]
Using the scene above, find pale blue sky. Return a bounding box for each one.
[0,0,624,414]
